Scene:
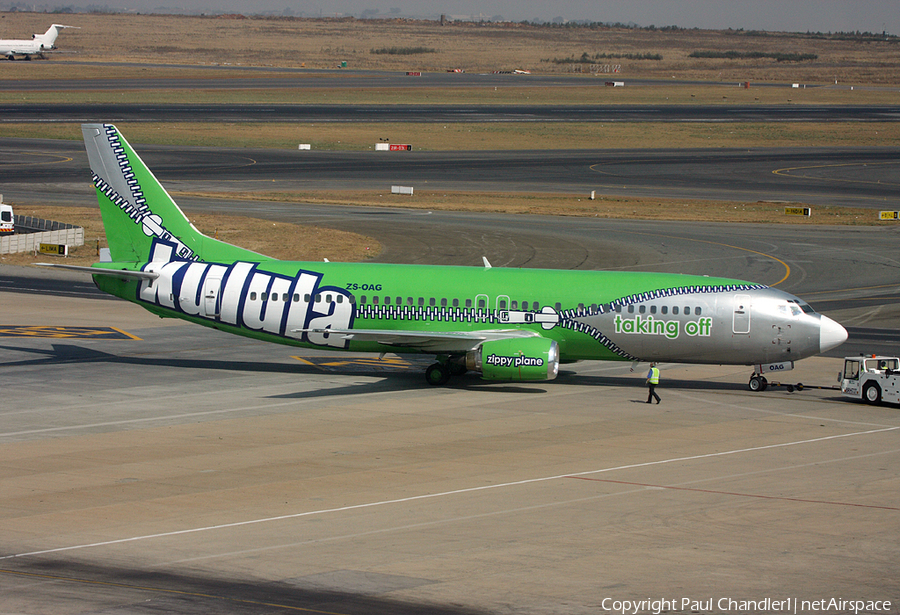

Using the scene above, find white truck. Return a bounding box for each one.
[840,355,900,405]
[0,203,13,233]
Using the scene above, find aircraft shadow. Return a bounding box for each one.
[3,343,808,399]
[0,558,490,615]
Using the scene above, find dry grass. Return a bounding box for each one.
[0,205,381,267]
[175,189,886,225]
[3,120,898,150]
[0,12,896,267]
[2,12,900,84]
[2,191,890,269]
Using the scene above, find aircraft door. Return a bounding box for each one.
[733,294,751,334]
[475,294,489,323]
[203,277,221,318]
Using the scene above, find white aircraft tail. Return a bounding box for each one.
[33,24,77,49]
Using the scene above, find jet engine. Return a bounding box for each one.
[467,337,560,381]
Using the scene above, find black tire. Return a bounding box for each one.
[749,376,768,392]
[863,382,882,405]
[425,363,450,386]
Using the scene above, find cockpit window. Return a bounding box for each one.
[788,299,816,315]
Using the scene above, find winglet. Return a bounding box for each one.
[483,256,492,269]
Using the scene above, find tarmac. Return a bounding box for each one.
[1,284,898,614]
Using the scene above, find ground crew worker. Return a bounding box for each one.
[646,363,661,404]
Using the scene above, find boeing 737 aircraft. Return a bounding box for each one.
[0,24,77,60]
[44,124,848,388]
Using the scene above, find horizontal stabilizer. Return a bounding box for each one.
[36,263,160,281]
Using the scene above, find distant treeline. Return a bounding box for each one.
[544,52,662,64]
[689,50,818,61]
[370,46,436,55]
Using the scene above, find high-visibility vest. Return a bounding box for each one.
[649,367,660,384]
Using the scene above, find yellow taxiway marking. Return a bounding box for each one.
[292,355,423,372]
[0,326,141,340]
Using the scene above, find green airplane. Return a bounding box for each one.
[44,124,847,389]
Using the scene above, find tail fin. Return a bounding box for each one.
[82,123,266,264]
[34,24,74,48]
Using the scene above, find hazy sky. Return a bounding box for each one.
[14,0,899,34]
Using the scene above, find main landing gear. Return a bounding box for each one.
[425,357,467,386]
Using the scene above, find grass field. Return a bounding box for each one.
[2,12,900,83]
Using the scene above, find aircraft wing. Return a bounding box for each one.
[297,327,541,353]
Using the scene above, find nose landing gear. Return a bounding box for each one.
[748,373,805,393]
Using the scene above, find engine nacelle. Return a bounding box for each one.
[467,337,560,381]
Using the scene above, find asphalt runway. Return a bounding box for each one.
[4,102,900,123]
[2,137,900,207]
[1,291,898,615]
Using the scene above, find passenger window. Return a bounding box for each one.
[465,299,472,308]
[556,302,562,311]
[418,297,424,307]
[250,292,257,301]
[262,293,269,301]
[407,297,413,306]
[429,298,436,307]
[694,307,701,315]
[673,306,679,315]
[499,299,508,309]
[650,305,657,314]
[326,295,333,304]
[661,306,667,315]
[478,298,486,309]
[522,301,529,310]
[638,305,646,314]
[627,305,635,314]
[337,295,344,304]
[396,297,402,306]
[373,296,379,305]
[359,295,366,304]
[511,300,518,309]
[578,303,585,311]
[293,293,300,302]
[453,298,460,308]
[440,298,448,307]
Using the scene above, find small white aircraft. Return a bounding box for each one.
[0,24,78,60]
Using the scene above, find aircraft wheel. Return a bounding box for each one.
[863,382,882,405]
[425,363,451,386]
[748,376,767,392]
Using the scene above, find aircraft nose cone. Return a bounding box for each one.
[819,315,848,354]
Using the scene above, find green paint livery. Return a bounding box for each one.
[47,124,846,386]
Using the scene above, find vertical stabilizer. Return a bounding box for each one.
[82,123,266,264]
[34,25,75,49]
